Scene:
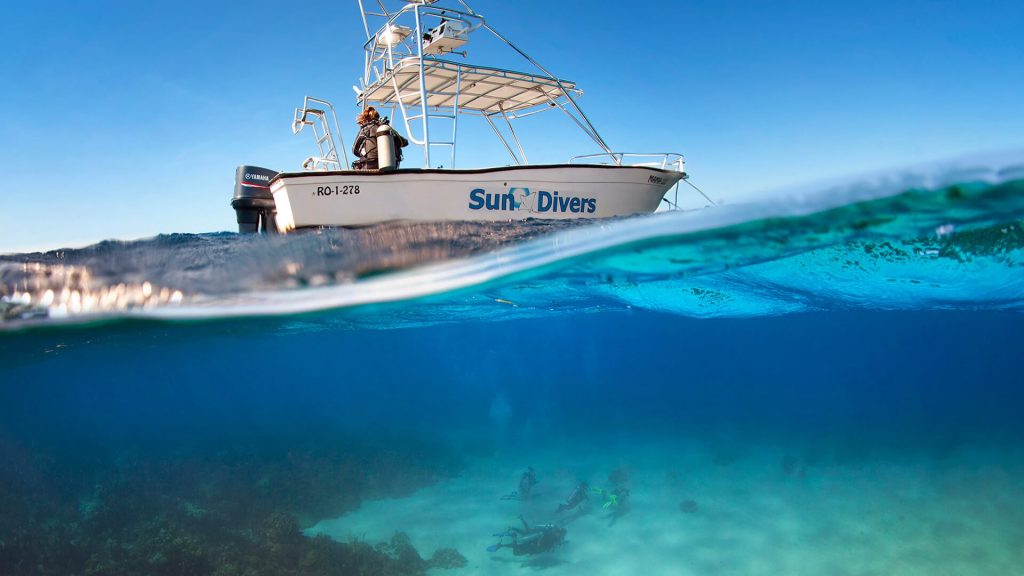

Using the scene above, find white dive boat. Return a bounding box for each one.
[231,0,689,233]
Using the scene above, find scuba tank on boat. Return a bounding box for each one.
[376,121,397,171]
[375,118,408,171]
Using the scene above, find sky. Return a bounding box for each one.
[1,0,1022,253]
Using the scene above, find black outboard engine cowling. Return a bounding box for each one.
[231,165,280,233]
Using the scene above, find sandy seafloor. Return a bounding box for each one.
[308,438,1024,576]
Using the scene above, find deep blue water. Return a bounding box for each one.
[3,309,1023,447]
[1,158,1023,575]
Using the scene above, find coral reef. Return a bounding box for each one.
[0,436,464,576]
[428,547,469,569]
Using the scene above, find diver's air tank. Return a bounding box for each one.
[231,165,280,233]
[376,124,397,171]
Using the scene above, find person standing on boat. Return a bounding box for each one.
[353,107,409,170]
[352,107,382,170]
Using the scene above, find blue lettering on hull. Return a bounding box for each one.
[469,187,596,214]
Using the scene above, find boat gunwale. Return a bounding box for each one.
[269,163,682,186]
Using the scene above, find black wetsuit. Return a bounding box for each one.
[556,482,589,512]
[498,518,566,556]
[352,120,381,169]
[519,467,538,500]
[511,525,566,556]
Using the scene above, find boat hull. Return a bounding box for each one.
[269,164,683,232]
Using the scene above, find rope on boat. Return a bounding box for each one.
[684,178,718,207]
[663,178,718,211]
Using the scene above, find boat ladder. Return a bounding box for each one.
[292,97,349,170]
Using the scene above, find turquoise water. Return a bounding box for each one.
[1,157,1023,575]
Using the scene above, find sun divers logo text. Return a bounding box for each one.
[468,188,596,214]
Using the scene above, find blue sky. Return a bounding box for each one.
[1,0,1022,252]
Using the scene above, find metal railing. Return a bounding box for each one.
[571,153,690,210]
[292,97,349,170]
[570,152,686,172]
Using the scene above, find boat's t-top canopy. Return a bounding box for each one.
[349,0,611,169]
[360,59,581,116]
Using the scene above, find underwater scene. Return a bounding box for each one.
[2,157,1024,575]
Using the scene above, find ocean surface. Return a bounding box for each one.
[1,156,1023,575]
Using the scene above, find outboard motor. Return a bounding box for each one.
[376,122,398,171]
[231,165,279,233]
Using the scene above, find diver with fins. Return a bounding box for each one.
[555,480,589,513]
[500,466,539,501]
[593,485,631,526]
[487,515,567,556]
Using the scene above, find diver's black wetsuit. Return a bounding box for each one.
[509,525,566,556]
[491,516,566,556]
[352,120,381,169]
[556,481,589,513]
[519,467,538,500]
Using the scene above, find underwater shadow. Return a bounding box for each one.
[489,552,570,571]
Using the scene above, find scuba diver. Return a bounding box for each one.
[593,485,631,526]
[555,480,589,513]
[519,466,538,501]
[500,466,538,501]
[487,515,567,556]
[352,107,408,170]
[352,107,381,170]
